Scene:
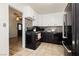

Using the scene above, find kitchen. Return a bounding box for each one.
[0,3,78,56]
[21,3,66,56]
[0,1,78,59]
[21,3,79,56]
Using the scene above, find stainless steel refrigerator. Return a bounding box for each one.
[63,3,79,56]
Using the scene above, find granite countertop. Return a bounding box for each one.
[26,30,62,34]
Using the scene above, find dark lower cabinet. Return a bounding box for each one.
[41,32,62,44]
[25,31,41,50]
[41,32,53,43]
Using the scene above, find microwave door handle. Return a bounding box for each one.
[62,41,71,53]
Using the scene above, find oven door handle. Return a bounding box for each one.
[62,41,71,53]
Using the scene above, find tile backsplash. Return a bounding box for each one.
[44,26,62,32]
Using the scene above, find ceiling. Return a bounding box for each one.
[28,3,67,14]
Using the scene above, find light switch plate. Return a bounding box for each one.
[3,23,6,27]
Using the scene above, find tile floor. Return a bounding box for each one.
[14,42,64,56]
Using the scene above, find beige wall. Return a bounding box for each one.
[9,6,22,38]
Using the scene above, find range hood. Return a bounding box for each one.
[25,17,35,21]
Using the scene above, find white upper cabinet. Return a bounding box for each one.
[26,6,34,18]
[23,6,64,26]
[23,6,38,20]
[53,14,63,26]
[34,13,64,26]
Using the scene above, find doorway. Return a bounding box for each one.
[9,6,22,55]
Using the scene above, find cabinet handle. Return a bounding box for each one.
[62,41,71,53]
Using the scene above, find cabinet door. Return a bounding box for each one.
[49,14,63,26]
[26,7,32,17]
[56,15,63,26]
[25,6,36,19]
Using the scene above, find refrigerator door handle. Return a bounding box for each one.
[62,41,71,53]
